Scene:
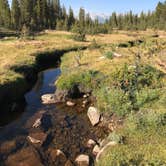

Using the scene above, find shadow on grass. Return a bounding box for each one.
[0,45,88,126]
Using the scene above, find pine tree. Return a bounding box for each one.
[20,0,33,27]
[11,0,21,30]
[111,12,118,28]
[0,0,11,28]
[79,7,85,27]
[68,6,75,30]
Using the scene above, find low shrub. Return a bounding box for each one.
[89,39,100,49]
[95,87,132,116]
[104,51,114,59]
[126,110,166,132]
[56,70,103,90]
[97,144,166,166]
[135,88,160,108]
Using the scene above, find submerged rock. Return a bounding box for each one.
[28,136,41,144]
[87,107,101,126]
[0,140,17,154]
[28,132,47,145]
[65,160,74,166]
[54,89,68,102]
[47,148,67,165]
[66,101,75,107]
[5,147,43,166]
[32,118,41,128]
[87,139,96,148]
[75,154,89,166]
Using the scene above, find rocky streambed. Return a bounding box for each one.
[0,67,121,166]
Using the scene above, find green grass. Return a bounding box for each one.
[56,34,166,165]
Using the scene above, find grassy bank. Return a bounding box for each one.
[0,30,89,117]
[56,32,166,165]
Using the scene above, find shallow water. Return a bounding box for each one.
[0,67,106,165]
[0,68,61,140]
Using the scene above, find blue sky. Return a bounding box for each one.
[60,0,163,15]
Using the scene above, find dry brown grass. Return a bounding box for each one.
[1,30,166,85]
[0,31,87,84]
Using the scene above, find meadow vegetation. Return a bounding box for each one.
[0,29,166,164]
[56,31,166,165]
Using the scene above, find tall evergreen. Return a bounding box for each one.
[79,7,85,27]
[68,6,75,29]
[0,0,11,28]
[11,0,21,30]
[20,0,33,27]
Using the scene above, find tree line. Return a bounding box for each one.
[0,0,166,34]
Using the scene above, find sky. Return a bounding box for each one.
[60,0,163,15]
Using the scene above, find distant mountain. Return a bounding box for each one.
[90,13,109,23]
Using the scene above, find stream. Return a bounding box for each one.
[0,67,106,166]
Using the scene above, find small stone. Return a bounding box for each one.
[83,100,88,105]
[75,154,89,166]
[113,52,122,57]
[32,118,41,128]
[82,104,85,108]
[83,94,88,98]
[87,107,101,126]
[28,132,47,145]
[47,149,67,165]
[99,56,105,60]
[87,139,96,148]
[108,123,114,131]
[27,136,41,144]
[93,145,100,155]
[66,101,75,107]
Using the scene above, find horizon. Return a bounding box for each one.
[8,0,165,16]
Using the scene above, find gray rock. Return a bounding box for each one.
[41,94,56,104]
[54,89,68,102]
[75,154,89,166]
[87,107,101,126]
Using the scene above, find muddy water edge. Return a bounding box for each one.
[0,47,108,166]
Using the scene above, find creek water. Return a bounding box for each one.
[0,67,106,165]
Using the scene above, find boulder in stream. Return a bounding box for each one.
[87,107,101,126]
[5,147,43,166]
[41,94,56,104]
[75,154,89,166]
